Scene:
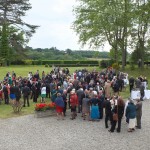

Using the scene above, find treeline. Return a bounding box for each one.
[25,46,109,60]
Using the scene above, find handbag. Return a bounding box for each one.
[113,113,118,121]
[113,99,118,121]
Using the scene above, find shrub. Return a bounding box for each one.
[10,60,100,66]
[130,62,135,70]
[112,63,120,70]
[100,60,108,68]
[24,60,32,65]
[45,64,49,67]
[11,60,25,65]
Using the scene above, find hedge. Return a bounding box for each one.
[48,64,97,67]
[11,60,149,66]
[11,60,100,66]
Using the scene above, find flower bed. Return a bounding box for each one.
[34,102,56,118]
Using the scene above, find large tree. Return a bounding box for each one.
[73,0,150,69]
[130,0,150,67]
[73,0,133,69]
[0,0,39,64]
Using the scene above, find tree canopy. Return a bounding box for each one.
[73,0,150,69]
[0,0,39,65]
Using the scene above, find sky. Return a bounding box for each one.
[24,0,110,51]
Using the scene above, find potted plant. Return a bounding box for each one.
[34,102,56,118]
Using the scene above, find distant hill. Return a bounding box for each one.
[25,46,110,60]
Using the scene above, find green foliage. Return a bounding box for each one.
[11,60,99,66]
[129,62,135,70]
[11,60,25,65]
[45,64,49,67]
[100,59,115,68]
[25,47,110,60]
[112,63,120,70]
[73,0,150,69]
[0,24,9,63]
[0,0,39,65]
[24,60,32,65]
[100,60,108,68]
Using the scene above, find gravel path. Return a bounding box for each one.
[0,100,150,150]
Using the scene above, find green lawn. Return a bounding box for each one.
[0,98,51,119]
[0,65,150,119]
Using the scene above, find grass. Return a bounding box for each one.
[0,98,51,119]
[0,65,150,119]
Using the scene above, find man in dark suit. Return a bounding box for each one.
[76,88,85,113]
[3,83,9,104]
[104,98,113,128]
[129,76,134,93]
[136,99,142,129]
[22,84,30,107]
[135,78,141,89]
[140,84,145,101]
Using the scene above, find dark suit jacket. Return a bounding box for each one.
[104,100,112,115]
[22,86,30,97]
[129,77,134,85]
[136,101,142,117]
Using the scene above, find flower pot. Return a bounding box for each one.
[34,109,56,118]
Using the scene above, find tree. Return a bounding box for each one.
[73,0,132,69]
[0,0,39,64]
[65,48,72,55]
[130,0,150,67]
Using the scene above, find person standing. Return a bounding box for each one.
[109,97,125,133]
[76,87,85,113]
[41,84,46,103]
[46,82,50,98]
[104,80,111,99]
[10,84,16,105]
[0,86,3,105]
[90,93,100,121]
[140,84,145,101]
[70,90,78,120]
[54,93,64,120]
[104,98,113,128]
[51,86,57,103]
[135,77,141,89]
[3,82,9,104]
[82,95,90,120]
[136,99,142,129]
[14,82,21,106]
[126,99,136,132]
[62,90,68,116]
[98,91,105,119]
[22,84,30,107]
[129,76,134,93]
[31,83,38,103]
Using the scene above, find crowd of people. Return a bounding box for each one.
[0,66,146,133]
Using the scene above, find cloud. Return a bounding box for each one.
[23,0,110,51]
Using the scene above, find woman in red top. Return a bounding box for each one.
[70,90,78,120]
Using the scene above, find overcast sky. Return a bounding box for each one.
[24,0,110,51]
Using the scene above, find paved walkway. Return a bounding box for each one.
[0,100,150,150]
